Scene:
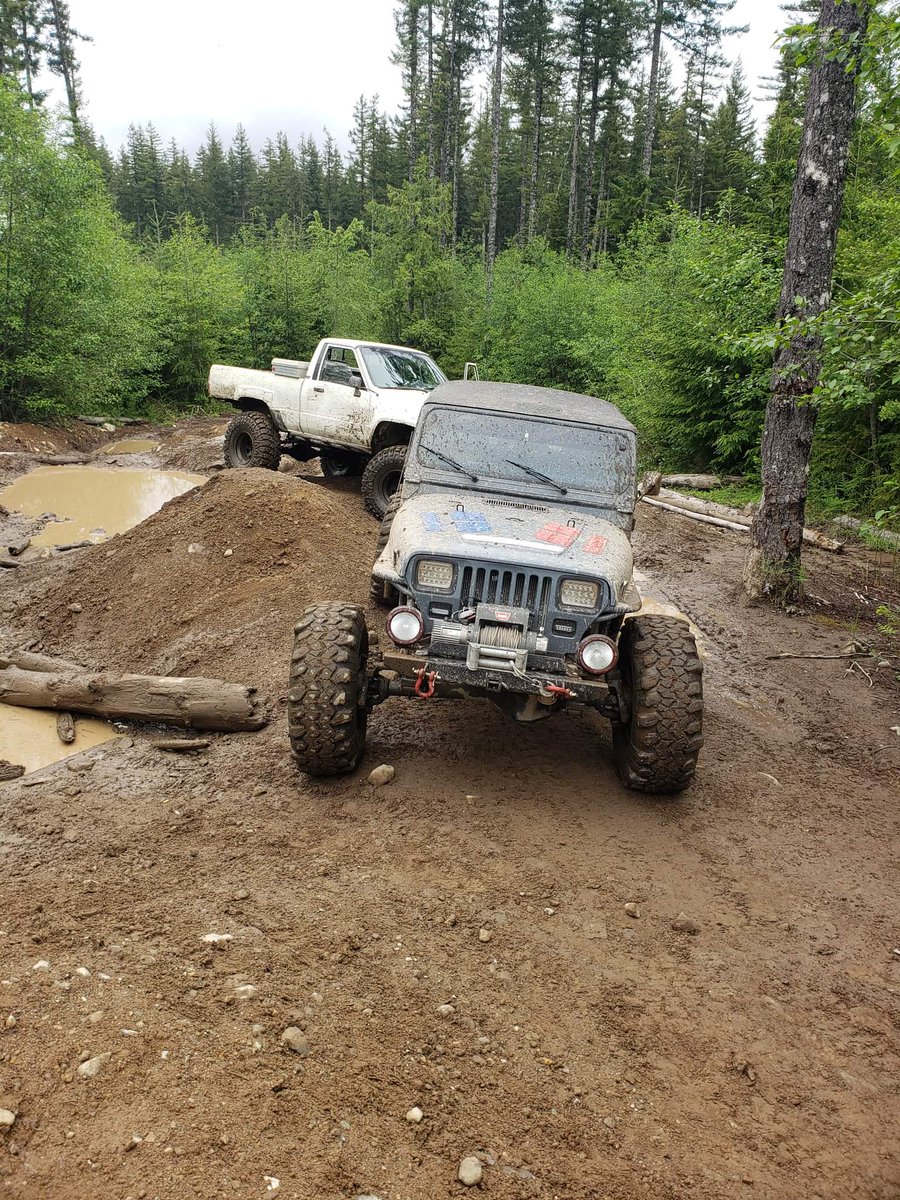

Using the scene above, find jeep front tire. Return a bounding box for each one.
[288,603,369,776]
[361,445,407,519]
[224,411,281,470]
[612,615,703,794]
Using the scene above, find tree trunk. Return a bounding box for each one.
[746,0,869,602]
[580,31,602,261]
[408,0,420,180]
[566,10,587,257]
[486,0,504,295]
[0,665,268,731]
[49,0,81,131]
[427,1,435,175]
[640,0,664,180]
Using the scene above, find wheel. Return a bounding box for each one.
[224,411,281,470]
[361,445,407,519]
[287,603,369,776]
[370,493,401,606]
[612,615,703,794]
[321,449,363,478]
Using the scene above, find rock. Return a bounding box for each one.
[368,764,395,787]
[603,1115,617,1128]
[101,422,117,433]
[67,602,83,613]
[437,1003,455,1017]
[458,1156,483,1186]
[4,1015,16,1029]
[478,927,492,943]
[0,761,25,781]
[233,889,249,901]
[187,543,206,555]
[201,933,233,946]
[406,1106,424,1123]
[223,549,234,557]
[671,912,701,935]
[280,1026,309,1056]
[77,1053,111,1079]
[233,984,257,1001]
[33,959,50,972]
[67,759,95,773]
[624,903,641,919]
[0,1109,16,1129]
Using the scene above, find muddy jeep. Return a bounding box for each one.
[287,381,703,792]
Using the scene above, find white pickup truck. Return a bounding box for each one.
[208,338,448,517]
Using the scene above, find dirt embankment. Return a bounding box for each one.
[0,420,898,1200]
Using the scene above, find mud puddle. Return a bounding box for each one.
[101,438,160,455]
[0,465,205,547]
[0,705,116,773]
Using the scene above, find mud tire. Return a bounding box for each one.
[612,615,703,794]
[224,411,281,470]
[361,445,407,519]
[369,493,401,606]
[288,603,369,777]
[321,449,362,478]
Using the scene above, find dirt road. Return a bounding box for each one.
[0,419,898,1200]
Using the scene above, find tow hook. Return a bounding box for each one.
[540,683,576,703]
[414,667,438,698]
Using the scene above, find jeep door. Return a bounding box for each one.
[304,344,374,448]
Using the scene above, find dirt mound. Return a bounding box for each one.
[26,468,377,690]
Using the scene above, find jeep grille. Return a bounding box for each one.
[461,565,555,622]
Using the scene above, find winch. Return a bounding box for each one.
[431,604,549,673]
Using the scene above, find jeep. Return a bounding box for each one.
[287,381,703,792]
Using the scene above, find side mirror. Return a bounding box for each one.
[348,371,364,396]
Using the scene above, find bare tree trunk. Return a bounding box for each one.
[427,1,435,174]
[486,0,504,296]
[49,0,81,131]
[641,0,664,180]
[566,10,587,257]
[746,0,869,602]
[580,34,602,262]
[408,0,420,180]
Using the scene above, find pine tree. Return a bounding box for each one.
[702,62,757,215]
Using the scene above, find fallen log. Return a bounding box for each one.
[7,538,31,557]
[643,493,844,552]
[0,650,85,673]
[637,471,662,500]
[0,557,19,570]
[0,666,267,732]
[831,515,900,549]
[53,540,93,553]
[56,712,76,744]
[641,496,749,532]
[36,453,89,465]
[660,473,723,490]
[150,737,211,752]
[77,415,109,427]
[0,760,25,782]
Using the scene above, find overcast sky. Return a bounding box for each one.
[43,0,787,155]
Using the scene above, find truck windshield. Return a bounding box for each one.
[415,408,635,500]
[361,347,446,391]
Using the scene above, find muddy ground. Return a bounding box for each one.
[0,418,898,1200]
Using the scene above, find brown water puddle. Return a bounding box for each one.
[102,439,160,454]
[0,465,205,547]
[0,705,116,773]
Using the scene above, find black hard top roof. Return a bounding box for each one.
[423,380,636,434]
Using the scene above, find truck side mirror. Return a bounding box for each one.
[348,371,364,396]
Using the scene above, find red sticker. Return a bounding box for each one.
[584,535,608,555]
[536,522,580,548]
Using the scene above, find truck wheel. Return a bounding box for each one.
[612,615,703,794]
[321,450,362,478]
[224,411,281,470]
[370,493,401,606]
[361,445,407,519]
[288,603,369,777]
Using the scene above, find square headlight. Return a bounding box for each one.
[559,578,599,609]
[416,559,455,591]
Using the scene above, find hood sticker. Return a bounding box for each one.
[421,511,493,535]
[584,534,609,555]
[536,522,580,549]
[422,512,444,532]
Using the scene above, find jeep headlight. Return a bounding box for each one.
[560,578,600,609]
[416,559,455,591]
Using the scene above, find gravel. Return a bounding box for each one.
[458,1156,484,1186]
[280,1027,309,1055]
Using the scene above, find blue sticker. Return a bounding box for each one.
[422,512,444,532]
[450,511,492,534]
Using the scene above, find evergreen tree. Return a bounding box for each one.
[702,62,757,215]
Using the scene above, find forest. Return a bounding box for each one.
[0,0,898,522]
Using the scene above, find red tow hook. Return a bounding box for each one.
[414,667,438,698]
[543,683,575,700]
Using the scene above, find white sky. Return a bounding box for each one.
[43,0,787,155]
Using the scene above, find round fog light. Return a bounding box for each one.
[577,634,618,675]
[387,606,425,647]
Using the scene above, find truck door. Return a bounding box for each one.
[305,345,373,448]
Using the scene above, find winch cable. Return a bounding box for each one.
[480,622,525,650]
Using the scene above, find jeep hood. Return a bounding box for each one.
[380,492,635,595]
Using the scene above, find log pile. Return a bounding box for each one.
[640,490,844,553]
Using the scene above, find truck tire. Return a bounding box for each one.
[321,450,363,478]
[370,493,401,606]
[612,615,703,794]
[224,411,281,470]
[361,445,407,519]
[288,603,369,777]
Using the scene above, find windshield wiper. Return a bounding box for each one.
[422,444,479,482]
[505,459,568,495]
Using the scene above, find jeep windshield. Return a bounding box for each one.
[361,347,447,391]
[415,407,635,501]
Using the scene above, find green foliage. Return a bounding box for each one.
[0,83,155,421]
